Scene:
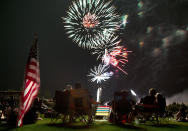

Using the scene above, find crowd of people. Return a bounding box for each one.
[136,88,188,122]
[0,96,18,125]
[0,86,188,126]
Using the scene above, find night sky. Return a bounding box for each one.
[1,0,188,102]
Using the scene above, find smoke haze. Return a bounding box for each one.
[166,89,188,105]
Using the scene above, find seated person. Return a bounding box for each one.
[140,88,157,105]
[176,105,187,122]
[137,88,157,120]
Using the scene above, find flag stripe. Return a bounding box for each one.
[24,81,35,99]
[27,72,37,79]
[30,58,38,63]
[23,83,37,108]
[24,80,33,97]
[27,69,37,74]
[17,86,37,127]
[25,89,38,112]
[28,61,37,67]
[26,76,40,83]
[28,65,39,72]
[24,86,37,111]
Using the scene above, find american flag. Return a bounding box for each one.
[17,37,40,127]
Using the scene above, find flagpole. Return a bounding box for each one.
[34,33,41,96]
[33,33,38,46]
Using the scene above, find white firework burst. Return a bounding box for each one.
[88,64,113,84]
[63,0,120,49]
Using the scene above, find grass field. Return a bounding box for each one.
[1,118,188,131]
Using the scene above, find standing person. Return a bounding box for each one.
[155,93,166,117]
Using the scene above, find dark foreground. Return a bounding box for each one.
[0,119,188,131]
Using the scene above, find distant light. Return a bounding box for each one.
[139,41,144,47]
[152,48,161,57]
[121,14,128,28]
[138,1,144,8]
[147,26,153,34]
[138,12,143,17]
[131,89,137,96]
[176,29,186,36]
[162,37,170,48]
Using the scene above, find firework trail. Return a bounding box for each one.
[97,87,102,102]
[131,89,137,96]
[63,0,120,49]
[88,64,113,84]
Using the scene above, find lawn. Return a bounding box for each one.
[1,119,188,131]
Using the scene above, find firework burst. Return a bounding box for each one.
[88,64,113,84]
[63,0,120,49]
[91,33,121,59]
[102,45,131,74]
